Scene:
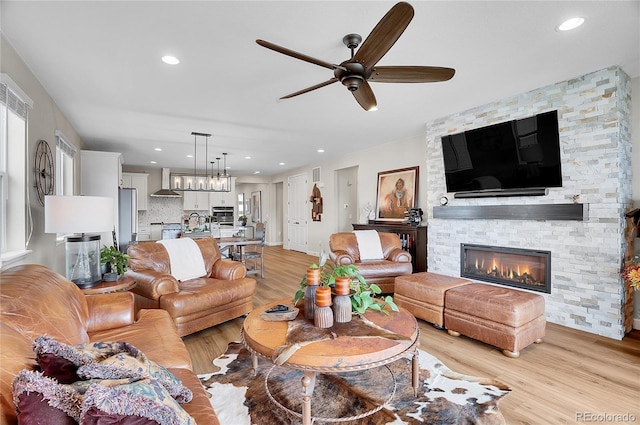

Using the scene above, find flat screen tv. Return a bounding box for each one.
[441,110,562,198]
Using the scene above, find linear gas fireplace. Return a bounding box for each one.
[461,244,551,293]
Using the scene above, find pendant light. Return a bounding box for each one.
[171,132,231,192]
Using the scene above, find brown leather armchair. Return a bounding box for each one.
[126,237,257,336]
[329,232,413,293]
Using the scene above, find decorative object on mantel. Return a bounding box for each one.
[375,166,419,223]
[238,215,248,226]
[310,184,322,222]
[360,202,374,224]
[405,208,423,226]
[171,132,231,192]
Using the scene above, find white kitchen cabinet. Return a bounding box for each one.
[138,226,151,241]
[208,177,236,207]
[183,191,210,211]
[122,172,148,210]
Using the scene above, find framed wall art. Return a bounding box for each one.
[375,166,419,222]
[251,191,262,223]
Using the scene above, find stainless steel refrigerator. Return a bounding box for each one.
[118,188,138,252]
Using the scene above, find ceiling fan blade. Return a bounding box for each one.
[257,39,340,71]
[353,2,414,70]
[280,78,339,99]
[369,66,456,83]
[352,80,377,111]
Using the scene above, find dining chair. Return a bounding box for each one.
[243,222,265,278]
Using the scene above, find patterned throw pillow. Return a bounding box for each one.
[32,335,192,403]
[81,378,196,425]
[12,369,84,424]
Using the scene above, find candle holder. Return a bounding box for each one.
[304,267,321,320]
[333,277,352,323]
[314,286,333,328]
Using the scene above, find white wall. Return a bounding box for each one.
[0,36,85,274]
[270,133,427,257]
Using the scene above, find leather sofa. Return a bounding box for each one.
[329,232,412,293]
[126,237,257,336]
[1,264,219,424]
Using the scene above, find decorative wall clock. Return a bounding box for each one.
[34,139,54,206]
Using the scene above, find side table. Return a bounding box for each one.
[81,276,136,295]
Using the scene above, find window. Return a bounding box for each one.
[55,130,76,196]
[0,74,33,260]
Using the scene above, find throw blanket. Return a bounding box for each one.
[354,229,384,260]
[158,238,207,281]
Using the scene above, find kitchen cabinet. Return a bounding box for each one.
[122,172,148,210]
[138,226,151,241]
[183,191,210,211]
[208,177,236,207]
[80,150,122,244]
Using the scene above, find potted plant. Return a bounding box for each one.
[100,246,129,281]
[294,251,398,315]
[238,215,248,226]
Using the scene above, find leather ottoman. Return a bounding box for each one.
[444,283,546,358]
[395,272,472,327]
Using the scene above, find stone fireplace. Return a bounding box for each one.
[425,66,632,340]
[461,244,551,294]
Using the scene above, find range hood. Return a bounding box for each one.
[150,168,182,198]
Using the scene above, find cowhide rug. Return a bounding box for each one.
[199,342,510,425]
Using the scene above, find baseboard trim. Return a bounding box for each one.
[634,318,640,330]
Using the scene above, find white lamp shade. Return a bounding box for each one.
[45,196,115,234]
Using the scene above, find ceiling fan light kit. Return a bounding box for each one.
[257,1,455,111]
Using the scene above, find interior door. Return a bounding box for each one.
[287,173,308,252]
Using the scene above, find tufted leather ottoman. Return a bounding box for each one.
[444,283,546,358]
[395,272,472,327]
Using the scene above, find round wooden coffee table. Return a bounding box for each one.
[242,299,419,424]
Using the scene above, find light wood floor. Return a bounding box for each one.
[183,246,640,425]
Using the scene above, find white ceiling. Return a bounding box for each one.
[2,1,638,177]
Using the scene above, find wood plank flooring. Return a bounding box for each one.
[183,246,640,425]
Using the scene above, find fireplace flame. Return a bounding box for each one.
[465,250,544,288]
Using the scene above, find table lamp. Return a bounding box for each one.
[45,195,115,288]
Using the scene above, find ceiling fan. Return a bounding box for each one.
[256,1,455,111]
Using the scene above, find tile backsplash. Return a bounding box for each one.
[139,197,184,225]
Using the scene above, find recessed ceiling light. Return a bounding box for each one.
[556,17,585,31]
[150,160,157,164]
[187,154,193,158]
[245,156,252,160]
[254,171,260,174]
[161,55,180,65]
[317,149,325,153]
[279,162,285,166]
[154,147,162,152]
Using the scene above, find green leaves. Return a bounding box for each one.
[294,250,398,315]
[99,245,129,276]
